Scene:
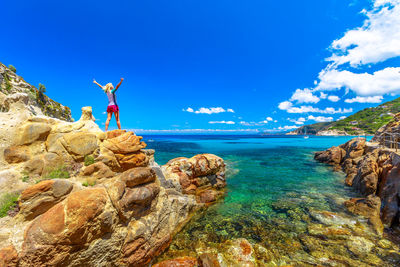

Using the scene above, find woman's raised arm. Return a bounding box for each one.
[115,78,124,91]
[93,79,103,89]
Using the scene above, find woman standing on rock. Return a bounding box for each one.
[93,78,124,131]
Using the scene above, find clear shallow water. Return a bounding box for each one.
[144,135,399,266]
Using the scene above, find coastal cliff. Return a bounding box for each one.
[315,113,400,235]
[288,96,400,136]
[0,70,227,266]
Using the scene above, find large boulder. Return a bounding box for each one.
[340,137,366,159]
[16,122,51,146]
[19,179,74,220]
[380,163,400,226]
[115,151,149,170]
[60,132,99,159]
[20,188,117,266]
[104,167,159,221]
[351,153,379,196]
[314,146,346,165]
[103,131,146,154]
[4,145,30,163]
[80,162,115,181]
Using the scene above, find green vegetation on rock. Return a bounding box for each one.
[84,155,95,166]
[8,65,16,73]
[292,97,400,135]
[42,165,70,180]
[0,192,19,218]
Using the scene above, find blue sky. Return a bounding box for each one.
[2,0,400,133]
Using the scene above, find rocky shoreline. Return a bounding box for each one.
[315,113,400,236]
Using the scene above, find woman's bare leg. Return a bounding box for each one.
[105,112,112,131]
[115,111,121,129]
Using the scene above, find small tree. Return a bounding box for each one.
[38,83,46,94]
[8,65,16,73]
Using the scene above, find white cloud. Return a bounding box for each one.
[278,125,299,131]
[339,116,347,120]
[317,67,400,96]
[290,88,320,103]
[183,107,235,114]
[280,103,353,114]
[307,115,334,122]
[344,95,384,103]
[327,0,400,67]
[278,101,293,110]
[209,121,235,124]
[266,117,273,121]
[288,117,306,125]
[240,121,265,126]
[184,107,194,112]
[327,95,340,102]
[320,92,327,99]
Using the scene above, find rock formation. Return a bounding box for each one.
[315,115,400,235]
[0,103,226,266]
[0,63,72,121]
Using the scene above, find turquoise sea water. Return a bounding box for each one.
[144,135,398,266]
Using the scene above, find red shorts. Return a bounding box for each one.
[107,105,119,113]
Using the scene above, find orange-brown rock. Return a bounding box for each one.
[120,167,156,187]
[104,173,160,221]
[19,179,73,220]
[80,161,115,180]
[183,184,197,195]
[198,253,221,267]
[198,189,217,203]
[153,256,198,267]
[116,151,149,170]
[0,245,19,267]
[340,137,366,159]
[163,154,225,191]
[314,146,346,165]
[121,233,171,266]
[103,132,146,154]
[381,164,400,226]
[4,145,30,163]
[106,129,127,139]
[20,188,116,266]
[352,153,379,196]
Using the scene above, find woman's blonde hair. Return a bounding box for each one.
[103,83,114,92]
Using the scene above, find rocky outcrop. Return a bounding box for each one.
[314,123,400,234]
[0,106,227,266]
[163,154,226,203]
[0,63,72,121]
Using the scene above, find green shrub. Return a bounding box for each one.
[38,83,46,94]
[0,193,19,218]
[43,165,70,180]
[3,73,12,93]
[8,65,16,73]
[82,181,89,187]
[21,171,29,183]
[84,155,95,166]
